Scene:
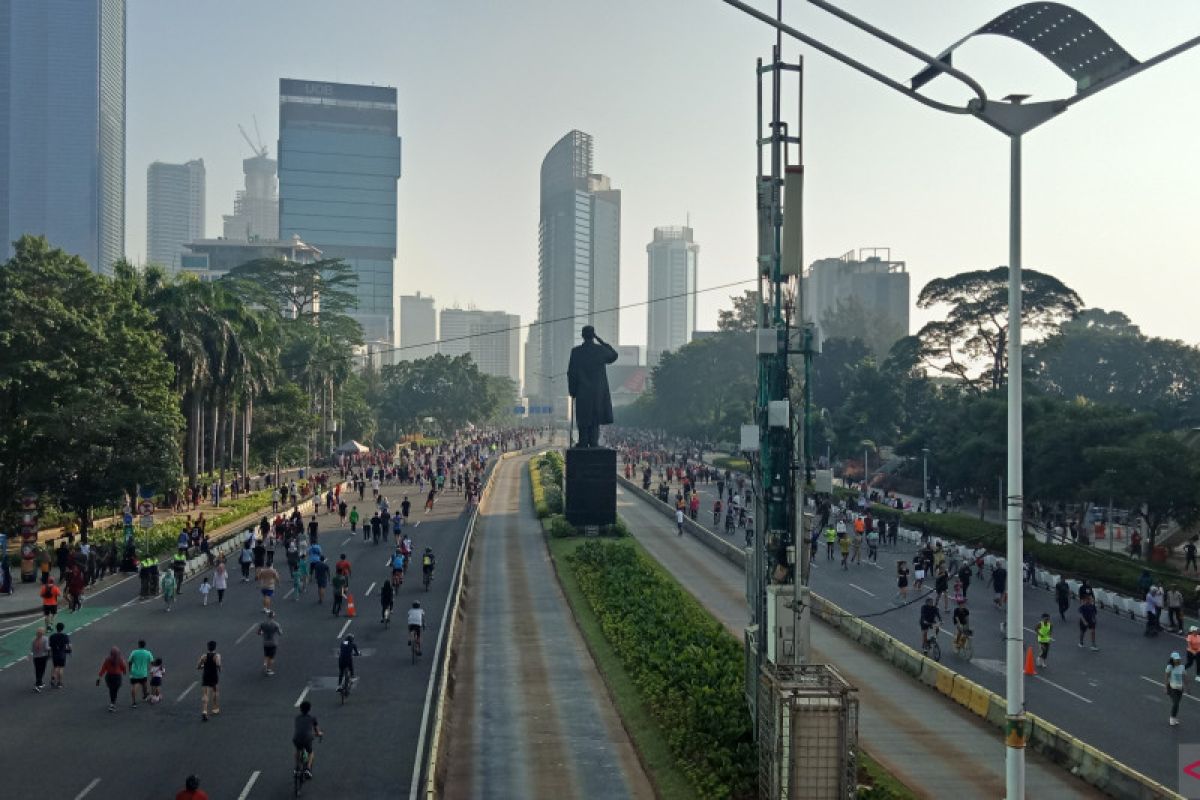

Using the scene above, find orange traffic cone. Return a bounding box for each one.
[345,593,357,618]
[1024,645,1036,676]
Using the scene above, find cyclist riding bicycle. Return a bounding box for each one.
[952,601,972,649]
[390,550,406,587]
[421,548,435,580]
[408,601,426,655]
[292,700,324,780]
[919,597,942,651]
[337,635,359,687]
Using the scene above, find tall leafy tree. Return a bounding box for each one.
[1086,432,1200,548]
[915,267,1082,391]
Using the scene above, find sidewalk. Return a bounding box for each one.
[615,484,1102,799]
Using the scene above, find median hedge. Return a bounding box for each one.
[530,452,563,518]
[838,490,1196,598]
[568,540,755,799]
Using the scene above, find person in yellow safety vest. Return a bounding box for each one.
[1185,626,1200,682]
[1036,613,1054,668]
[824,525,837,561]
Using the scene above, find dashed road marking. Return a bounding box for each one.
[236,770,261,800]
[848,583,876,597]
[335,618,353,640]
[294,686,310,708]
[1034,674,1093,703]
[234,622,258,646]
[1140,674,1200,703]
[364,581,376,597]
[176,680,197,702]
[73,778,101,799]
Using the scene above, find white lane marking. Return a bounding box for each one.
[1140,674,1200,703]
[364,581,376,597]
[234,621,258,646]
[176,680,197,703]
[74,778,101,799]
[283,587,294,599]
[413,520,421,528]
[342,536,352,545]
[336,618,353,640]
[236,770,261,800]
[1033,674,1093,703]
[848,583,876,597]
[293,686,310,708]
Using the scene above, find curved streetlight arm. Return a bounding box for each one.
[805,0,989,103]
[721,0,984,116]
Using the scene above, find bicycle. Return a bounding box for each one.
[293,738,320,797]
[337,671,353,704]
[382,605,392,628]
[410,629,422,664]
[921,622,942,662]
[423,568,433,592]
[953,626,974,661]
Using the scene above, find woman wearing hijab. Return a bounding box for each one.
[96,646,127,712]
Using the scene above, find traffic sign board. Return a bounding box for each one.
[138,500,154,516]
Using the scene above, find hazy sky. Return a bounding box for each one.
[127,1,1200,351]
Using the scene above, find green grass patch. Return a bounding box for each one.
[857,750,919,799]
[548,536,698,800]
[711,455,751,473]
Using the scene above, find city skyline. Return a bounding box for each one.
[112,1,1197,350]
[146,158,205,271]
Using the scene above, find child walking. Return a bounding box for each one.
[148,658,165,704]
[199,577,212,606]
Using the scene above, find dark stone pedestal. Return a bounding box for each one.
[565,447,617,527]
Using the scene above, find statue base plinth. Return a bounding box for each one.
[565,447,617,527]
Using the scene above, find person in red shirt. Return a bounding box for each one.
[335,555,352,589]
[176,775,208,800]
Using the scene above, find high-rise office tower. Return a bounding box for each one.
[535,130,621,408]
[438,308,521,384]
[523,323,542,400]
[397,292,437,362]
[147,159,205,271]
[646,225,699,366]
[278,79,402,347]
[803,248,910,355]
[223,154,278,241]
[0,0,126,273]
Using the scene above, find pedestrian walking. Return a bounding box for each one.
[1035,613,1053,668]
[1186,537,1199,574]
[258,611,281,676]
[39,579,61,627]
[1055,576,1070,621]
[196,640,221,722]
[48,622,71,688]
[258,564,279,613]
[839,535,850,570]
[1187,627,1200,681]
[1078,594,1099,650]
[934,567,950,611]
[866,528,879,564]
[992,562,1007,609]
[149,658,166,704]
[331,569,348,616]
[96,646,127,711]
[199,577,212,606]
[213,559,228,604]
[1168,586,1185,634]
[238,542,253,582]
[675,507,685,536]
[161,569,177,611]
[30,627,50,692]
[896,561,910,604]
[1167,652,1187,726]
[128,640,153,706]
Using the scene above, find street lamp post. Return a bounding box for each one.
[717,3,1200,797]
[922,447,930,505]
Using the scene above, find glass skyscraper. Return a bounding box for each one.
[0,0,126,273]
[646,226,699,366]
[147,159,205,272]
[278,79,402,346]
[535,130,621,409]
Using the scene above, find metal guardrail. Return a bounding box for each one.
[408,449,514,800]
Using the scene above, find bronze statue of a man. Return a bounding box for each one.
[567,325,618,447]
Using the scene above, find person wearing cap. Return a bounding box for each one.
[1166,651,1187,726]
[1186,626,1200,681]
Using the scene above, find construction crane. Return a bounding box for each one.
[238,115,268,158]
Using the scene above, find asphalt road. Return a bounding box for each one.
[646,466,1194,788]
[0,482,477,800]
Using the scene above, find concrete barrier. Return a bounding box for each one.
[810,589,1182,799]
[616,474,746,570]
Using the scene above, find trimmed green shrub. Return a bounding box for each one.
[568,540,756,799]
[546,514,575,538]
